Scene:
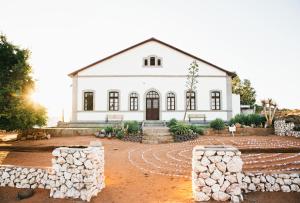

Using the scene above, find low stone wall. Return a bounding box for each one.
[192,145,300,202]
[274,120,300,138]
[205,128,273,136]
[0,141,105,202]
[192,145,243,202]
[241,172,300,193]
[0,165,51,189]
[50,142,105,201]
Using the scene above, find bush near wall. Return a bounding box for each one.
[210,118,225,130]
[168,119,204,142]
[229,114,266,127]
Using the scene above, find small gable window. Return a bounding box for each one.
[150,57,156,66]
[143,56,162,67]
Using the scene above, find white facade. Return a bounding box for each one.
[69,38,240,122]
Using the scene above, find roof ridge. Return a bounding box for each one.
[68,38,236,77]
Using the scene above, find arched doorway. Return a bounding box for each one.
[146,91,159,120]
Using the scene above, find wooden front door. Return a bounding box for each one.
[146,91,159,120]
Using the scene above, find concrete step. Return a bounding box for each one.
[143,121,166,127]
[142,127,170,134]
[142,135,174,144]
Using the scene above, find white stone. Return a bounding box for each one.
[276,178,284,185]
[248,183,256,191]
[226,175,237,183]
[217,151,225,156]
[204,150,216,156]
[222,155,231,163]
[199,172,210,179]
[212,191,230,201]
[283,178,292,185]
[291,184,300,191]
[74,158,83,166]
[227,157,243,172]
[209,155,222,163]
[252,177,260,184]
[73,151,80,158]
[293,178,300,185]
[260,176,266,183]
[205,178,216,186]
[266,175,275,184]
[84,160,93,169]
[52,149,61,157]
[211,184,220,193]
[211,169,222,180]
[57,157,65,164]
[226,183,241,196]
[195,165,208,173]
[202,186,211,194]
[220,180,230,192]
[200,156,211,166]
[216,162,226,172]
[194,191,210,201]
[208,164,216,173]
[225,151,235,156]
[281,185,290,192]
[64,172,72,180]
[194,178,206,187]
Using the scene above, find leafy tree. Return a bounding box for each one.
[232,75,256,106]
[183,60,199,121]
[0,34,47,131]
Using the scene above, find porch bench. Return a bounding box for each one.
[188,114,206,123]
[107,114,124,122]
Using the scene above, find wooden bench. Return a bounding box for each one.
[107,114,124,122]
[188,114,206,123]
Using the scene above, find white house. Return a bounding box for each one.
[68,38,240,123]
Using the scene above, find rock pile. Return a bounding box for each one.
[274,120,300,138]
[50,142,105,201]
[241,172,300,193]
[192,145,243,202]
[0,165,50,189]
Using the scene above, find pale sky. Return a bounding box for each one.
[1,0,299,123]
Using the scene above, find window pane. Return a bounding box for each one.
[157,59,161,66]
[150,57,155,66]
[144,59,148,66]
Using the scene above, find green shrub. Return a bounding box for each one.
[169,122,191,135]
[116,130,125,139]
[229,114,266,127]
[189,125,204,135]
[104,126,113,134]
[210,118,225,130]
[124,121,139,134]
[167,118,178,127]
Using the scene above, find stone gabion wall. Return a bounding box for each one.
[192,146,244,202]
[274,120,300,138]
[0,141,105,202]
[241,172,300,193]
[50,142,105,201]
[0,165,51,189]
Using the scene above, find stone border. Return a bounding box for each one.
[192,145,300,202]
[274,120,300,138]
[0,141,105,202]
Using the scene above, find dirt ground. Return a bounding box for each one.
[0,135,300,203]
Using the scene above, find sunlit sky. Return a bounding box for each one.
[1,0,300,124]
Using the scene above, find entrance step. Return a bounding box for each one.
[142,126,173,144]
[142,121,166,127]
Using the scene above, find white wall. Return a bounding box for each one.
[72,40,235,122]
[232,94,241,117]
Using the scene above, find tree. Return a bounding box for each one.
[261,98,277,128]
[183,60,199,121]
[0,34,47,131]
[232,75,256,106]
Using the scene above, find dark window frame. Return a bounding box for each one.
[129,92,138,111]
[167,92,175,111]
[186,91,196,110]
[211,91,221,110]
[84,91,94,111]
[150,57,156,66]
[109,91,119,111]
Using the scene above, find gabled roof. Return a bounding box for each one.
[68,37,236,77]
